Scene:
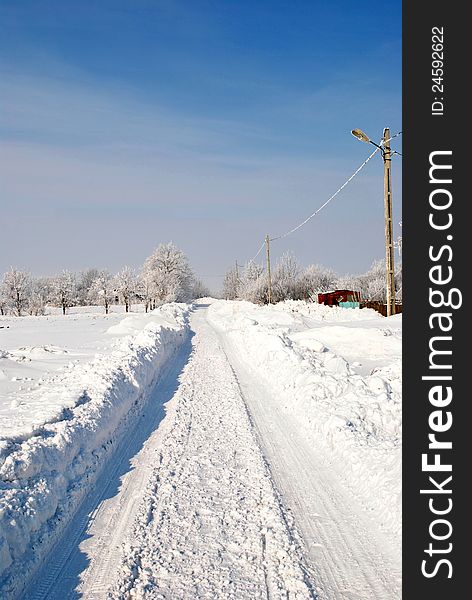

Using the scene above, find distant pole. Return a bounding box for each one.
[265,235,272,304]
[235,260,239,281]
[383,128,396,316]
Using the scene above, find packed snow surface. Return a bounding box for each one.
[109,309,313,599]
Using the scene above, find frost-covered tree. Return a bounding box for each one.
[0,289,7,315]
[334,273,360,295]
[394,263,402,303]
[335,259,402,303]
[52,270,77,315]
[76,268,100,306]
[1,268,31,316]
[222,266,240,300]
[245,260,264,283]
[245,273,268,304]
[142,243,194,305]
[88,270,114,314]
[297,264,337,300]
[226,255,340,305]
[362,260,387,302]
[191,278,211,300]
[238,261,265,303]
[114,266,137,312]
[394,220,403,258]
[271,252,300,302]
[29,277,52,316]
[224,255,336,305]
[137,271,154,313]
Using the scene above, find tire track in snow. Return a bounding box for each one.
[213,317,401,600]
[109,308,315,600]
[21,339,193,600]
[223,355,318,599]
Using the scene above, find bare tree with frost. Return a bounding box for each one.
[76,268,100,306]
[245,260,264,282]
[88,270,114,314]
[52,271,77,315]
[224,256,338,305]
[362,260,387,301]
[114,266,137,312]
[1,268,31,316]
[142,243,194,305]
[191,278,211,300]
[394,264,402,303]
[0,288,7,316]
[222,266,240,300]
[297,264,337,300]
[272,252,300,302]
[137,270,154,313]
[238,261,265,303]
[29,277,52,316]
[335,259,402,303]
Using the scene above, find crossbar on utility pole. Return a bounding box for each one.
[383,128,396,316]
[265,235,272,304]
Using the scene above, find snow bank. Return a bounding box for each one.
[208,300,401,542]
[0,308,148,438]
[0,303,190,596]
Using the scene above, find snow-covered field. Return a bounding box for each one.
[0,305,146,438]
[0,299,401,599]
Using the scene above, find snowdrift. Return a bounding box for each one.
[0,303,190,596]
[208,300,401,543]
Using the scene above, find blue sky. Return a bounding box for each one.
[0,0,402,291]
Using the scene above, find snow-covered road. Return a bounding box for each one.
[216,323,401,599]
[19,304,400,599]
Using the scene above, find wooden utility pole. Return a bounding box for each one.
[265,235,272,304]
[383,128,396,316]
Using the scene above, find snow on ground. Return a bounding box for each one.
[207,300,402,544]
[1,299,401,599]
[0,304,146,438]
[109,309,313,600]
[0,303,190,597]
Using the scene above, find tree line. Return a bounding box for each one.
[222,253,402,305]
[0,243,210,317]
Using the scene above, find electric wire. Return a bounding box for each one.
[270,146,381,242]
[244,130,402,265]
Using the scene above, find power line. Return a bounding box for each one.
[385,130,402,143]
[270,145,381,242]
[242,130,402,266]
[270,130,402,242]
[251,240,266,262]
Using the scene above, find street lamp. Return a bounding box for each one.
[352,127,396,316]
[351,128,371,143]
[351,128,385,154]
